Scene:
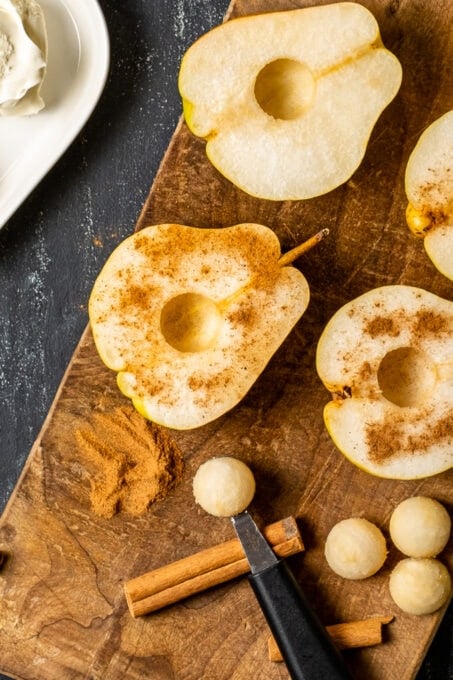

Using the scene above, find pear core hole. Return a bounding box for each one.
[377,347,437,407]
[160,293,222,353]
[254,59,315,120]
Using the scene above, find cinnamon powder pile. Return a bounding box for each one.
[75,406,184,518]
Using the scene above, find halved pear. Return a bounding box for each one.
[405,111,453,280]
[316,285,453,479]
[178,3,402,201]
[89,223,310,430]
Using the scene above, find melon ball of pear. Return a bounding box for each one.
[389,558,451,615]
[390,496,451,558]
[324,518,387,580]
[193,456,256,517]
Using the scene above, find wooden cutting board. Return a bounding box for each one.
[0,1,452,678]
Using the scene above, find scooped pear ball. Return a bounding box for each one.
[193,457,255,517]
[325,517,387,580]
[389,558,451,615]
[390,496,451,558]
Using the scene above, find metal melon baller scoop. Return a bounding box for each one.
[231,511,353,680]
[193,456,352,679]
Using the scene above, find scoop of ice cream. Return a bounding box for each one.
[0,0,47,115]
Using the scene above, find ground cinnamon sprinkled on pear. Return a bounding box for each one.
[363,308,450,340]
[413,310,450,334]
[365,316,400,338]
[358,361,373,381]
[75,406,184,517]
[366,408,453,464]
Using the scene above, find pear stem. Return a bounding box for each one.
[278,228,329,267]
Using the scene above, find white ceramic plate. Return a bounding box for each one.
[0,0,110,228]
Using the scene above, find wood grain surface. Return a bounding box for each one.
[0,1,452,679]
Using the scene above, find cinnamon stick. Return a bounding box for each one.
[268,616,394,661]
[125,516,304,617]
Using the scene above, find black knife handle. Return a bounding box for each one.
[249,560,352,680]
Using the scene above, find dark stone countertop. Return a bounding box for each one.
[0,1,451,678]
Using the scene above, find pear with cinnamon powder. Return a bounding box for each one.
[316,285,453,479]
[89,223,313,430]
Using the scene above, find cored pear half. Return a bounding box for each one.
[405,110,453,280]
[316,285,453,479]
[89,223,310,430]
[179,3,402,200]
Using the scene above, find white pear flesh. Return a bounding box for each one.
[389,496,451,558]
[324,517,387,580]
[405,110,453,280]
[316,285,453,479]
[389,558,451,615]
[193,457,256,517]
[179,3,402,201]
[89,223,310,430]
[425,227,453,281]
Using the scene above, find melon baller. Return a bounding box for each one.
[231,510,353,680]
